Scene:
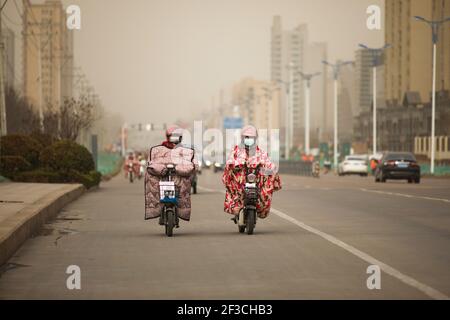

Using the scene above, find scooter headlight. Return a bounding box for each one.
[247,173,256,183]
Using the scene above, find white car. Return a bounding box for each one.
[338,155,368,176]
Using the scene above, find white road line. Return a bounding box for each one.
[360,188,450,204]
[270,208,448,300]
[198,185,449,300]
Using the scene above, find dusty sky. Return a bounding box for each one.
[5,0,384,125]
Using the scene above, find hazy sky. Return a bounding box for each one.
[7,0,384,125]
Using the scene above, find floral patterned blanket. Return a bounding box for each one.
[221,145,281,218]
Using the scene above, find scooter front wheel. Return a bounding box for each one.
[246,209,255,235]
[165,209,175,237]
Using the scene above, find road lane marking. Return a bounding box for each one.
[198,185,449,300]
[360,188,450,204]
[270,207,449,300]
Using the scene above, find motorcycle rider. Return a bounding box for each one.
[138,154,146,179]
[222,125,282,223]
[144,125,198,225]
[124,152,138,179]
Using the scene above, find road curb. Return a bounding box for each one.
[0,184,85,267]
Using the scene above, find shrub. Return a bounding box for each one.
[0,134,41,168]
[13,169,102,189]
[12,170,65,184]
[66,169,101,189]
[0,156,32,178]
[29,131,59,149]
[40,140,95,174]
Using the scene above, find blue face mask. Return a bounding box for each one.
[244,138,255,147]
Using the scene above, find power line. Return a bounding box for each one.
[1,11,20,26]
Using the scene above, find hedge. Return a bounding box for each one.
[0,156,32,178]
[0,134,42,168]
[40,140,95,174]
[13,169,102,189]
[30,131,59,149]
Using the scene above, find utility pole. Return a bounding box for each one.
[298,71,321,155]
[358,44,391,156]
[322,60,353,173]
[121,123,127,157]
[287,62,295,159]
[0,0,8,136]
[414,16,450,175]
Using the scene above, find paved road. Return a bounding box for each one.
[0,170,449,299]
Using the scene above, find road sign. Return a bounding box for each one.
[223,117,243,129]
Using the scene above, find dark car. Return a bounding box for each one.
[374,152,421,184]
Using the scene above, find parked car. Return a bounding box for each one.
[213,161,225,173]
[338,155,368,176]
[374,152,421,183]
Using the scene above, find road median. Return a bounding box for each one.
[0,183,85,267]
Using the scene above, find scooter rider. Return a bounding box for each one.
[144,125,198,226]
[222,125,282,223]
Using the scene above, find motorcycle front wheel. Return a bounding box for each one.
[165,209,175,237]
[246,209,256,235]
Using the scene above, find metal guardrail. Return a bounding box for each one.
[278,160,313,176]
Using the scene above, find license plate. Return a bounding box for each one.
[397,163,408,168]
[245,183,256,188]
[159,181,176,200]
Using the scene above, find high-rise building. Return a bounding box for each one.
[270,16,308,147]
[385,0,450,105]
[231,77,281,131]
[355,49,372,115]
[355,48,385,116]
[2,27,15,89]
[338,62,356,141]
[23,0,74,112]
[305,42,328,142]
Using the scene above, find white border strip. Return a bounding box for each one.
[360,188,450,204]
[199,186,449,299]
[271,207,449,300]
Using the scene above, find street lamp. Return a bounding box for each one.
[276,79,289,159]
[297,71,321,155]
[0,0,9,136]
[414,15,450,175]
[261,85,280,131]
[276,62,297,161]
[322,60,353,173]
[121,123,127,157]
[358,43,391,157]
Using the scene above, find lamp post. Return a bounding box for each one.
[358,43,391,157]
[276,77,291,160]
[414,16,450,175]
[297,71,321,155]
[322,60,353,173]
[121,123,127,157]
[0,0,9,136]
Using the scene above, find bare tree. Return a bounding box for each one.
[59,95,99,141]
[5,86,41,134]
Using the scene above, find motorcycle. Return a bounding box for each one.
[237,164,260,235]
[139,159,146,180]
[127,162,134,183]
[158,163,179,237]
[191,171,198,194]
[312,161,320,178]
[323,160,331,175]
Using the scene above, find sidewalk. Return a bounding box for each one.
[0,182,85,266]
